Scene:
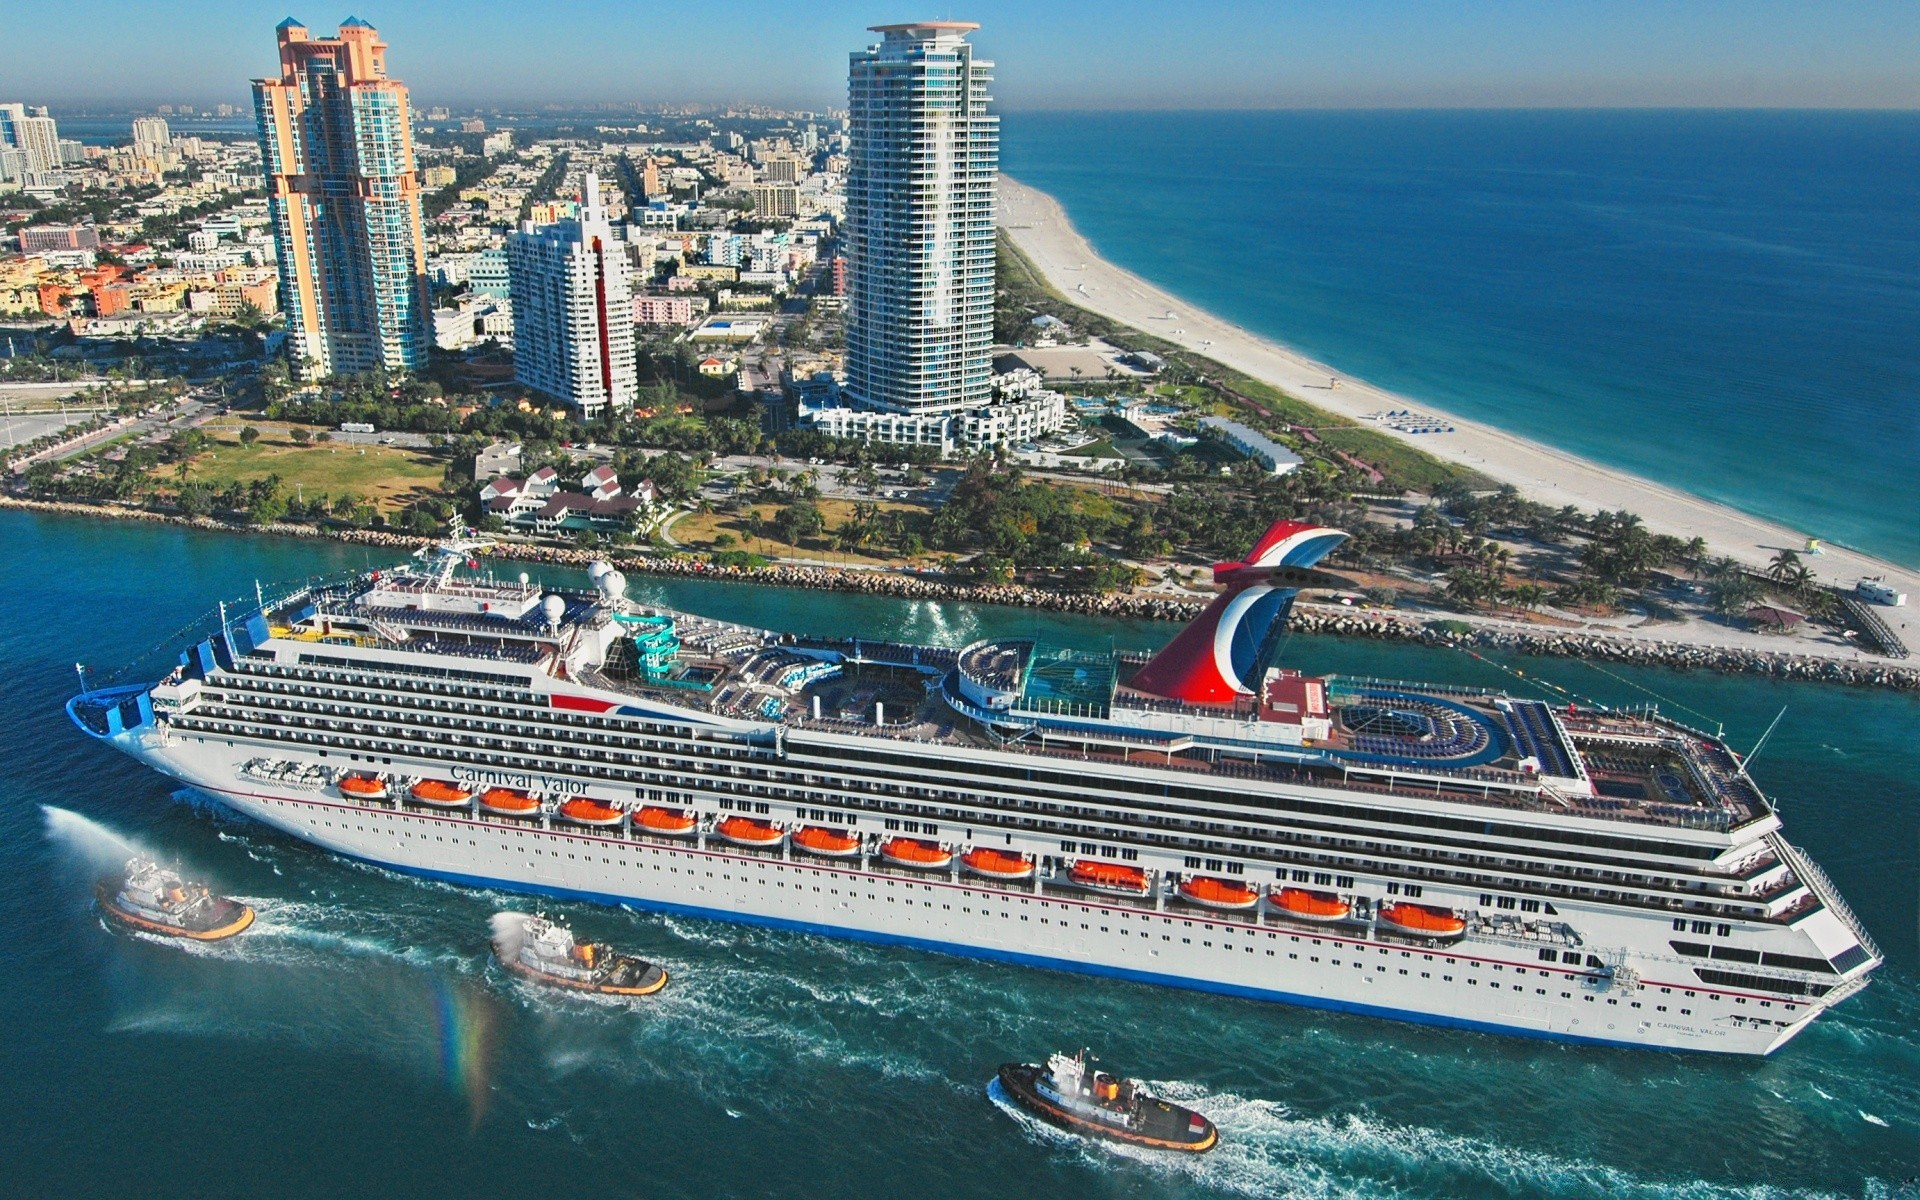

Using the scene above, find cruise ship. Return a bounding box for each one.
[67,520,1881,1054]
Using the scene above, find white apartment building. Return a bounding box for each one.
[843,22,999,419]
[508,172,638,419]
[132,116,172,157]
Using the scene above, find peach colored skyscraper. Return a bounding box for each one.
[254,17,429,379]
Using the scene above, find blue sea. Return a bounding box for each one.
[1000,110,1920,568]
[3,510,1917,1198]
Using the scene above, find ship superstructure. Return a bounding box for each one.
[67,523,1881,1053]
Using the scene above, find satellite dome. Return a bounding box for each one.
[586,561,613,583]
[602,570,628,602]
[542,594,567,627]
[518,572,531,586]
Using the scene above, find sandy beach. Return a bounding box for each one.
[998,176,1919,644]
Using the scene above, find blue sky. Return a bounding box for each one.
[11,1,1920,110]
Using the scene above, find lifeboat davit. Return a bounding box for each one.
[556,798,625,827]
[1380,902,1467,938]
[962,847,1035,881]
[714,815,785,848]
[479,788,540,817]
[792,826,863,858]
[338,774,388,800]
[1068,859,1151,897]
[880,837,953,870]
[632,806,697,837]
[1271,887,1351,923]
[408,779,473,808]
[1177,876,1262,911]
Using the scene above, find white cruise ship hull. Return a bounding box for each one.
[111,729,1819,1056]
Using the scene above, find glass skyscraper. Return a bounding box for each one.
[254,18,430,379]
[843,22,999,417]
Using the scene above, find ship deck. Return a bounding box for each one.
[262,580,1769,836]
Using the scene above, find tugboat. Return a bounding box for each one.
[96,857,255,941]
[997,1049,1218,1153]
[490,912,667,996]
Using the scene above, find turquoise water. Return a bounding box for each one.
[4,511,1917,1198]
[1001,110,1920,567]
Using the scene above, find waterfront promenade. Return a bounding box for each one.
[998,177,1920,641]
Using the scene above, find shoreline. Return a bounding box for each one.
[997,175,1920,621]
[9,496,1913,693]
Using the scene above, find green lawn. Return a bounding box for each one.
[165,421,450,511]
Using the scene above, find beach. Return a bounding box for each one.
[998,175,1919,646]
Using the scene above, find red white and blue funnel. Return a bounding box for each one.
[1127,520,1349,704]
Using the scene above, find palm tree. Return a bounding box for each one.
[1766,548,1801,583]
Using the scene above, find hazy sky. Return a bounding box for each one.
[10,0,1920,110]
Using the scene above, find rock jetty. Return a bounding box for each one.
[5,496,1914,691]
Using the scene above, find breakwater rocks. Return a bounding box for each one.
[7,496,1915,691]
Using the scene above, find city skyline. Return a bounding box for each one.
[8,1,1920,111]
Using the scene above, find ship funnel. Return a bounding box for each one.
[1128,519,1348,703]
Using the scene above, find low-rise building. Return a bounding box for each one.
[632,294,695,326]
[1198,416,1303,475]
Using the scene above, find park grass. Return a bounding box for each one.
[1060,438,1122,460]
[671,497,932,566]
[161,420,450,512]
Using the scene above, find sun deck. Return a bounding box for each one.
[255,573,1769,837]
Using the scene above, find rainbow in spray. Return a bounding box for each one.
[429,976,495,1125]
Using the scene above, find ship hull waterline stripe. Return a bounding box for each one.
[183,780,1825,1009]
[182,787,1810,1056]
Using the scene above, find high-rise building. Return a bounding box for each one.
[253,17,430,379]
[761,155,801,185]
[1,104,61,174]
[750,182,799,220]
[132,116,171,157]
[508,173,638,419]
[842,21,998,418]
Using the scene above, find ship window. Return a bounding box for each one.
[1692,921,1713,935]
[1717,924,1732,938]
[1673,918,1687,932]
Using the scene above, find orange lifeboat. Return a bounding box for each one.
[632,806,697,837]
[792,826,863,858]
[408,779,473,808]
[1380,902,1467,938]
[714,816,785,848]
[880,837,953,870]
[338,774,388,800]
[1271,887,1351,923]
[1177,876,1262,911]
[479,788,540,817]
[962,848,1035,881]
[556,798,625,827]
[1068,859,1151,897]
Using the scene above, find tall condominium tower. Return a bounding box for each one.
[253,17,430,379]
[1,104,61,174]
[843,21,998,417]
[507,173,638,419]
[131,116,171,157]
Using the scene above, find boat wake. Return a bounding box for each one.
[990,1074,1856,1200]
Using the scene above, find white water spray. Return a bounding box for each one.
[41,805,145,872]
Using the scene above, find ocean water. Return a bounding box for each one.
[3,510,1916,1199]
[1000,110,1920,568]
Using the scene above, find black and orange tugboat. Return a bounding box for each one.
[490,912,667,996]
[997,1049,1218,1153]
[96,857,255,941]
